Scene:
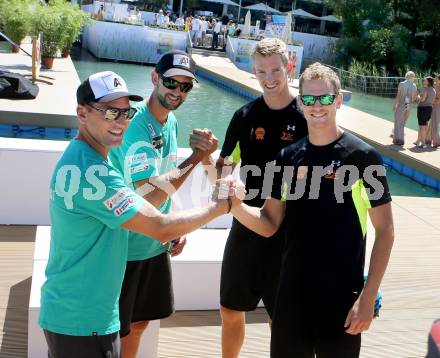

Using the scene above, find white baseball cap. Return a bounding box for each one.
[76,71,143,104]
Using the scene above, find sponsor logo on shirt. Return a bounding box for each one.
[254,127,265,140]
[280,124,296,141]
[103,188,130,210]
[324,160,342,180]
[130,164,149,174]
[126,153,148,166]
[114,197,135,216]
[152,135,164,149]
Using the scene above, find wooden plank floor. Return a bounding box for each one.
[0,225,36,358]
[157,196,440,358]
[1,195,440,357]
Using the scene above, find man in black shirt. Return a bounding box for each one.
[226,62,394,357]
[203,37,307,357]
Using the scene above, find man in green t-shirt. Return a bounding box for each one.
[40,70,230,358]
[109,50,217,358]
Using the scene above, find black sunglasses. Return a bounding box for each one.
[159,74,193,93]
[87,103,138,121]
[300,94,337,106]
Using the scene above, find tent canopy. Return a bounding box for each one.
[292,8,319,19]
[202,0,240,6]
[319,14,342,22]
[243,3,282,14]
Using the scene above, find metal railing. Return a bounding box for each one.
[325,65,402,97]
[324,64,424,97]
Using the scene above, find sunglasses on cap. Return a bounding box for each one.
[159,74,193,93]
[300,94,337,106]
[87,103,138,121]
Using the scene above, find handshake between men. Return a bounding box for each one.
[211,175,247,212]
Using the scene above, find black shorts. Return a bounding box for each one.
[271,283,361,358]
[418,106,433,125]
[119,252,174,337]
[44,330,120,358]
[220,219,285,318]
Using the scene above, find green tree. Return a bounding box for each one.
[415,0,440,69]
[326,0,438,73]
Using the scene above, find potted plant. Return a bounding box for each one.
[1,1,32,53]
[33,5,64,69]
[59,4,89,58]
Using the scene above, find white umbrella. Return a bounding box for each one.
[292,8,319,19]
[319,14,342,23]
[281,11,292,44]
[201,0,239,6]
[243,3,282,14]
[242,10,251,36]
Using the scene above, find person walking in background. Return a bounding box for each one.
[200,16,208,47]
[156,9,165,27]
[392,71,418,146]
[175,14,185,28]
[426,74,440,148]
[415,76,436,148]
[212,18,221,49]
[287,51,297,82]
[184,16,191,32]
[190,16,200,44]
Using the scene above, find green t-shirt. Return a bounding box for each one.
[109,102,178,261]
[39,139,145,336]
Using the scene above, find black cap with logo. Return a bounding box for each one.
[155,50,198,82]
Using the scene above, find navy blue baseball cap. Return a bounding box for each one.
[155,50,198,82]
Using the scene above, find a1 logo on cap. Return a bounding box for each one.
[173,54,190,69]
[101,73,125,92]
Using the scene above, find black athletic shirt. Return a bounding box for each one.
[271,131,392,294]
[220,96,308,207]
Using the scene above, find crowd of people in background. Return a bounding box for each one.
[392,72,440,149]
[187,15,244,48]
[151,9,247,49]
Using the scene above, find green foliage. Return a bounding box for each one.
[348,59,388,77]
[56,2,89,52]
[0,0,34,44]
[27,0,89,57]
[327,0,392,37]
[141,0,163,12]
[326,0,439,74]
[186,0,199,12]
[368,28,392,61]
[408,49,428,69]
[33,5,64,57]
[389,24,411,71]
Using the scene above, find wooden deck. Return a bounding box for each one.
[0,226,35,358]
[1,195,440,357]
